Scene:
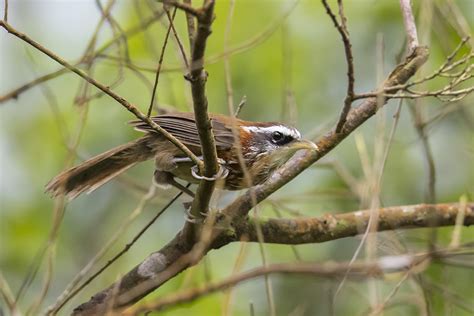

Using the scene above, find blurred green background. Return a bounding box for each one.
[1,0,473,315]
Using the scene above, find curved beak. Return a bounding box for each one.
[289,139,318,152]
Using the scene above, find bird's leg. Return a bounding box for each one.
[153,170,195,197]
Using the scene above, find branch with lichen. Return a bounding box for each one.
[228,202,473,245]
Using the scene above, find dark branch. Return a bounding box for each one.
[185,0,218,223]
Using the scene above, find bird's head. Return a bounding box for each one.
[239,122,317,168]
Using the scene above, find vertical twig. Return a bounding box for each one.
[3,0,8,21]
[399,0,420,53]
[184,0,219,222]
[409,105,437,203]
[147,7,177,117]
[322,0,355,133]
[183,0,196,49]
[166,9,190,70]
[281,22,298,125]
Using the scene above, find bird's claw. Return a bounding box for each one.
[191,160,229,181]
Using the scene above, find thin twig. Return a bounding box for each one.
[322,0,355,133]
[3,0,8,21]
[0,20,202,169]
[183,0,196,49]
[234,95,246,117]
[160,0,202,18]
[147,7,177,117]
[47,186,188,315]
[409,103,436,204]
[0,273,18,314]
[352,39,473,102]
[399,0,420,53]
[0,11,164,104]
[166,8,190,70]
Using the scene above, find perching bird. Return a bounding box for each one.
[46,112,317,200]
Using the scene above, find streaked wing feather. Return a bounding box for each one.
[130,114,235,149]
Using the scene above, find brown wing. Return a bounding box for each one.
[130,113,235,150]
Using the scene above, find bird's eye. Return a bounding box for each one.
[272,131,284,143]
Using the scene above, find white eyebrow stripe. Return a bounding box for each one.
[242,125,301,139]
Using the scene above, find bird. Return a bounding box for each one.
[46,112,318,200]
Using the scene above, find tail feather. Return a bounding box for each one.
[46,135,156,200]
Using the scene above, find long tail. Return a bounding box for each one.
[46,135,156,200]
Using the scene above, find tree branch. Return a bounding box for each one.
[322,0,355,133]
[146,7,176,117]
[184,0,219,223]
[230,203,473,245]
[160,0,202,19]
[399,0,419,53]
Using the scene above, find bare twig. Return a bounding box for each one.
[3,0,8,22]
[166,8,190,70]
[0,20,202,169]
[46,186,187,315]
[160,0,202,18]
[182,0,196,49]
[449,195,468,249]
[399,0,420,53]
[100,0,300,76]
[409,104,436,204]
[0,273,17,314]
[322,0,355,132]
[353,38,473,102]
[147,7,177,117]
[185,0,218,222]
[0,11,164,104]
[234,95,246,117]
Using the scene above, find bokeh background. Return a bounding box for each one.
[1,0,473,315]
